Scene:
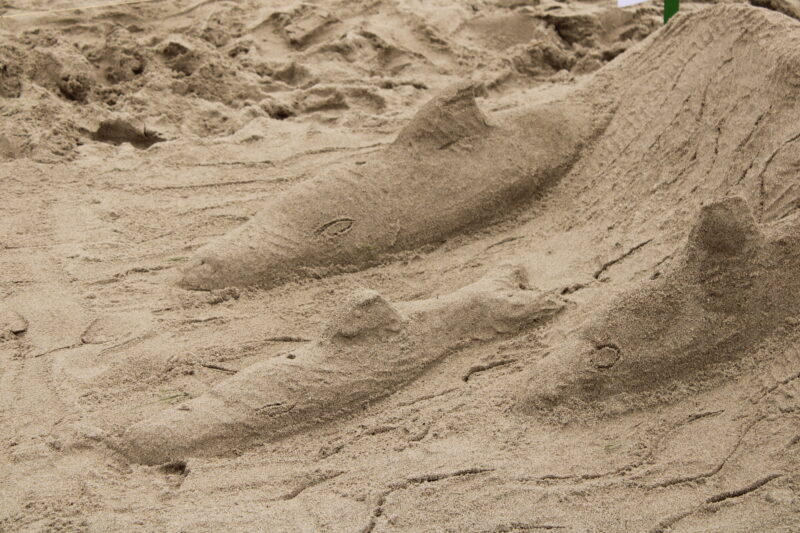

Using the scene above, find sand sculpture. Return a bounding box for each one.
[137,3,800,453]
[179,84,601,290]
[120,265,564,464]
[518,196,800,416]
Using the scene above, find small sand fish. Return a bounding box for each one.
[179,83,600,290]
[118,265,565,464]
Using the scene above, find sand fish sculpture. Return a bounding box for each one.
[179,83,599,290]
[518,196,800,417]
[120,265,564,464]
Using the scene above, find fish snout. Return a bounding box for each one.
[517,339,614,414]
[116,420,179,466]
[483,288,566,331]
[178,253,228,291]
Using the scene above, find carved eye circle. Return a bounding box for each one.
[590,345,621,369]
[316,218,355,237]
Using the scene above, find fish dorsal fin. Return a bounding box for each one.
[393,82,491,151]
[473,264,531,292]
[686,196,764,264]
[324,289,404,341]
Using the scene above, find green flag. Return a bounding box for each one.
[664,0,679,23]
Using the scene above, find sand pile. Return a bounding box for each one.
[2,2,800,532]
[569,2,800,224]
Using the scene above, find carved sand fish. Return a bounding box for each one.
[518,196,800,417]
[179,83,599,290]
[118,265,564,464]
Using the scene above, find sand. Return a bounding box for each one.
[1,1,800,532]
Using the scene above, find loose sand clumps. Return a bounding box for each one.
[178,84,600,290]
[119,265,564,464]
[517,196,800,419]
[0,0,660,162]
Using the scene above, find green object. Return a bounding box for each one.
[664,0,679,23]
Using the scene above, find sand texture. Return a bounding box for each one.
[2,1,800,532]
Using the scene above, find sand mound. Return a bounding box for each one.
[119,265,563,464]
[565,4,800,226]
[750,0,800,20]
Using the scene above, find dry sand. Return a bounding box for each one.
[2,0,800,531]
